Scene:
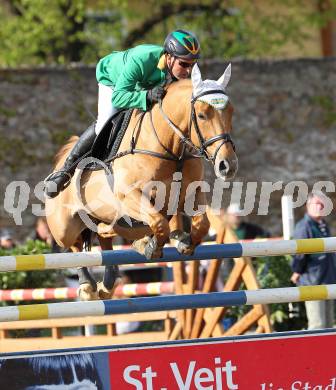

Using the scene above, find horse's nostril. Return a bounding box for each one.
[219,160,229,174]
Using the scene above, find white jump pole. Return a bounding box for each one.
[282,195,295,240]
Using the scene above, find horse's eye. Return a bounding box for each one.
[198,112,206,120]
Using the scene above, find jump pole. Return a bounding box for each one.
[281,195,295,240]
[0,282,175,301]
[1,237,336,272]
[1,284,336,322]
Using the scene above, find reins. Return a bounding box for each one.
[109,87,235,165]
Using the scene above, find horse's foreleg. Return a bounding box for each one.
[118,190,170,259]
[171,213,208,256]
[185,189,210,254]
[190,213,210,245]
[168,185,210,255]
[169,214,193,255]
[190,188,210,246]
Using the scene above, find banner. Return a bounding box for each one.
[0,330,335,389]
[108,330,336,389]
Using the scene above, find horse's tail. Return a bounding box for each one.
[81,228,92,252]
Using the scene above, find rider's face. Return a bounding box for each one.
[166,54,196,79]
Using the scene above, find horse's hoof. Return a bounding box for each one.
[170,230,195,255]
[77,283,98,301]
[132,236,163,259]
[178,244,195,256]
[132,236,151,254]
[97,222,116,238]
[144,236,163,260]
[97,279,122,300]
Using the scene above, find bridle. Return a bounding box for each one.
[158,89,236,163]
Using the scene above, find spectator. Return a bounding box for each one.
[204,205,269,291]
[33,217,53,244]
[222,203,269,286]
[32,217,61,253]
[290,192,336,330]
[225,203,269,240]
[0,229,16,250]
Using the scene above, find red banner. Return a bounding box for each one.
[1,331,335,389]
[109,332,336,389]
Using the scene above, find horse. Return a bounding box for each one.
[45,64,238,300]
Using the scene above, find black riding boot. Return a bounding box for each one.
[44,123,96,198]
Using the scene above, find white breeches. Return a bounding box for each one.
[95,83,121,135]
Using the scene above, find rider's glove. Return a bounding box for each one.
[146,85,166,108]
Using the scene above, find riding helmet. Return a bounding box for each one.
[164,29,200,60]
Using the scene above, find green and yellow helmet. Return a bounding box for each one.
[164,29,200,61]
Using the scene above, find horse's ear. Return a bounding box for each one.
[191,64,203,93]
[217,63,231,90]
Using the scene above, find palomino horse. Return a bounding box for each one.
[45,64,238,299]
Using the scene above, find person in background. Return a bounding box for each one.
[0,229,16,250]
[225,203,269,240]
[203,205,269,291]
[32,217,61,253]
[291,192,336,330]
[33,217,53,245]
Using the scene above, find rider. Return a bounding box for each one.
[44,29,201,198]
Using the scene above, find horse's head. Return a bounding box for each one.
[190,64,238,180]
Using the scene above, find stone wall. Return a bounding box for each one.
[0,58,335,240]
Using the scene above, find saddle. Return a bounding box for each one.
[84,109,134,171]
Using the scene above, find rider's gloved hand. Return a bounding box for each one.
[146,85,166,108]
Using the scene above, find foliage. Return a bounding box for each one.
[225,255,307,331]
[0,0,335,66]
[257,255,294,329]
[0,240,59,306]
[0,0,86,65]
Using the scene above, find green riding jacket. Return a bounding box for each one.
[96,44,167,111]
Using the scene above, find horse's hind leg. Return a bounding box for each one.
[77,267,98,301]
[96,236,122,299]
[97,265,121,299]
[72,234,98,301]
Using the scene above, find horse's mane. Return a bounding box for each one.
[158,78,192,116]
[53,135,79,170]
[166,78,191,94]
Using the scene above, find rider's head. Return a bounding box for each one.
[164,29,200,80]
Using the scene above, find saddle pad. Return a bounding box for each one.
[85,109,133,171]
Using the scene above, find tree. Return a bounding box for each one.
[0,0,88,65]
[0,0,335,66]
